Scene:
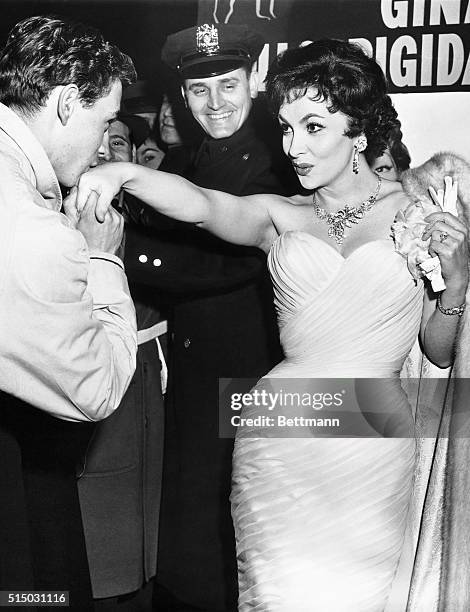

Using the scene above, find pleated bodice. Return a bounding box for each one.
[268,232,423,377]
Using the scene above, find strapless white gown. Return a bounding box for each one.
[231,232,424,611]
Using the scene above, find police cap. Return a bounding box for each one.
[161,23,264,79]
[122,80,160,114]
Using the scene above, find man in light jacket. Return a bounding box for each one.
[0,16,137,609]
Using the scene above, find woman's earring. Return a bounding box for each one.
[352,135,368,174]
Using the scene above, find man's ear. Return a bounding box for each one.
[57,84,80,126]
[248,69,259,99]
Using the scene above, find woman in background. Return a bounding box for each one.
[136,134,166,170]
[368,122,411,181]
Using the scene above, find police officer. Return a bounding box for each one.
[147,23,296,612]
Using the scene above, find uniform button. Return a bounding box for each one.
[242,153,250,161]
[138,254,148,263]
[183,338,191,348]
[153,258,162,267]
[221,146,228,153]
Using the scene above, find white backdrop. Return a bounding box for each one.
[392,91,470,165]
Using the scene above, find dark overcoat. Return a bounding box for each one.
[77,300,165,600]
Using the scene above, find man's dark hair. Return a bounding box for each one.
[265,39,398,161]
[0,15,136,114]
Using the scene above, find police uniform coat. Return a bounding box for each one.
[77,298,165,600]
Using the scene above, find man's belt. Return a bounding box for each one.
[137,320,168,345]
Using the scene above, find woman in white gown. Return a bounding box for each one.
[75,40,468,610]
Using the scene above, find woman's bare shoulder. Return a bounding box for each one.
[287,193,313,207]
[378,179,411,213]
[247,193,312,252]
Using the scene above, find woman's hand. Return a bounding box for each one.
[422,211,469,296]
[76,162,134,223]
[422,177,469,298]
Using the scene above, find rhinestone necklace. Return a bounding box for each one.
[312,176,382,245]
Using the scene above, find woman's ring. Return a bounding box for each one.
[439,232,448,243]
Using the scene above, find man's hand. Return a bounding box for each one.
[76,162,133,223]
[77,190,124,255]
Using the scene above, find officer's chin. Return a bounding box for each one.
[205,124,237,140]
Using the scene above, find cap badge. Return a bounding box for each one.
[196,24,219,56]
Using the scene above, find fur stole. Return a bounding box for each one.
[402,152,470,609]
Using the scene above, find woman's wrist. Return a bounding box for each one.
[441,275,468,301]
[438,288,467,310]
[120,162,140,192]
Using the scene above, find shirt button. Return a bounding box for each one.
[221,146,228,153]
[183,338,191,348]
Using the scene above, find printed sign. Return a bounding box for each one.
[198,0,470,92]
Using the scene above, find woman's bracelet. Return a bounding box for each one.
[437,293,466,317]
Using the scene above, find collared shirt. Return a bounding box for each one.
[0,103,137,422]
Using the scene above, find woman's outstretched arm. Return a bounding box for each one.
[76,162,278,251]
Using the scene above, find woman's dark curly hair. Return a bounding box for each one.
[265,39,398,161]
